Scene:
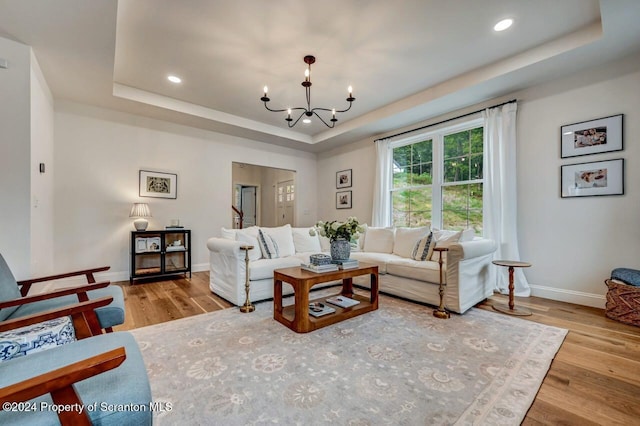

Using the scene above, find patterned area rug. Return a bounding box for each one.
[130,292,567,425]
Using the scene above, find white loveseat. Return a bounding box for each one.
[206,224,496,314]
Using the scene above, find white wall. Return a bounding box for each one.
[0,37,33,279]
[54,103,318,281]
[317,52,640,308]
[29,51,55,277]
[516,54,640,307]
[317,138,376,224]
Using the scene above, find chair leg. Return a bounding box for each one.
[105,327,114,333]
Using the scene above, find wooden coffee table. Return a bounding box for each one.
[273,263,379,333]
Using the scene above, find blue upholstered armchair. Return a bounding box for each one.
[0,331,152,425]
[0,254,125,335]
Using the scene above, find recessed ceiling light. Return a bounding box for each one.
[167,75,182,84]
[493,18,513,32]
[302,118,312,124]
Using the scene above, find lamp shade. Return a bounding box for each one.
[130,203,151,231]
[129,203,151,218]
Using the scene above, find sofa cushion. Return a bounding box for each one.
[260,224,295,257]
[363,227,395,253]
[350,252,402,274]
[250,257,302,281]
[292,227,322,253]
[236,232,262,261]
[257,229,280,259]
[428,229,463,260]
[386,258,442,283]
[393,226,430,258]
[412,232,434,261]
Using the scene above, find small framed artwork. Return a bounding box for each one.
[336,190,352,209]
[336,169,352,189]
[561,158,624,198]
[560,114,623,158]
[139,170,177,199]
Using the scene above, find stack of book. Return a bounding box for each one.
[309,253,332,266]
[308,302,336,317]
[301,263,338,273]
[331,259,359,269]
[326,295,360,308]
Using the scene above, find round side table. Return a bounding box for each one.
[492,260,532,316]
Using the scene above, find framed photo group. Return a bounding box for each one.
[560,114,624,198]
[336,169,352,209]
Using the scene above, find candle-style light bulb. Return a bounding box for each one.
[287,108,291,118]
[332,108,336,117]
[263,86,268,96]
[348,86,353,97]
[304,68,310,82]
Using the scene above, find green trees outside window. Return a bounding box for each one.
[390,124,484,233]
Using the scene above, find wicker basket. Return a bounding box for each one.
[605,279,640,327]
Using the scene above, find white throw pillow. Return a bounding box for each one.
[220,227,236,240]
[260,224,295,257]
[291,227,322,253]
[428,229,463,260]
[257,229,280,259]
[235,232,262,261]
[318,235,331,252]
[363,227,395,253]
[393,226,430,258]
[460,228,475,242]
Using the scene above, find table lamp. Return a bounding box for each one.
[129,203,151,231]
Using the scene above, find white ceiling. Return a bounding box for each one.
[1,0,640,152]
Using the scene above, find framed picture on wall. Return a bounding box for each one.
[561,158,624,198]
[336,169,352,188]
[560,114,623,158]
[336,190,352,209]
[139,170,177,199]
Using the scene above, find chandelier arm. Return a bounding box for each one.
[262,102,290,113]
[311,111,336,129]
[333,101,355,114]
[288,111,308,128]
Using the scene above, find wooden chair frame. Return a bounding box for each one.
[0,346,127,426]
[1,266,116,334]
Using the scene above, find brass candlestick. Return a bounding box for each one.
[433,247,450,319]
[239,245,255,313]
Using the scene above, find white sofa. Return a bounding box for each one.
[206,224,496,314]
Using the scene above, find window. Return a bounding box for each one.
[390,119,484,233]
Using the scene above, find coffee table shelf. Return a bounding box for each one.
[274,264,379,333]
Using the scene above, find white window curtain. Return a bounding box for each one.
[372,138,391,227]
[483,102,530,296]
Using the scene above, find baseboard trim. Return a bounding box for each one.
[529,284,606,309]
[48,263,210,286]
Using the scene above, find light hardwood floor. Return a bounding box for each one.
[114,272,640,425]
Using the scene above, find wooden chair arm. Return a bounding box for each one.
[0,296,113,338]
[0,347,126,426]
[0,281,111,310]
[17,266,110,296]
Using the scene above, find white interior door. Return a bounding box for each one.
[277,180,295,226]
[241,186,257,227]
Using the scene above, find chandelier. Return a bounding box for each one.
[260,55,355,128]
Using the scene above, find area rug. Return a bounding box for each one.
[130,292,567,425]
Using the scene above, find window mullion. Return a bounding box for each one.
[432,134,443,229]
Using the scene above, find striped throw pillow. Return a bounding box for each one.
[411,232,433,261]
[258,229,280,259]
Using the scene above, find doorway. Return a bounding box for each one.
[232,162,296,228]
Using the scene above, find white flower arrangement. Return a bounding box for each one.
[309,217,364,243]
